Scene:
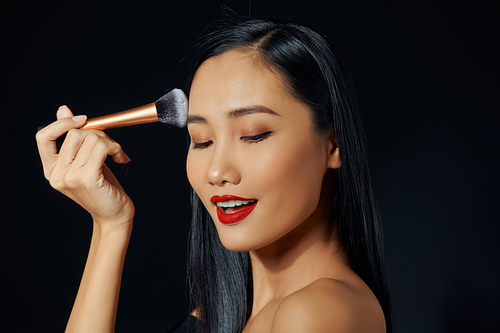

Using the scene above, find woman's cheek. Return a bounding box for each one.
[186,152,203,194]
[186,153,194,186]
[245,148,276,175]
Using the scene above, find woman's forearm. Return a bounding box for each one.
[65,220,132,333]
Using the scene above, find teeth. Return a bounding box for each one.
[216,199,255,208]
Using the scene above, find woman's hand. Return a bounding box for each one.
[36,106,135,228]
[37,106,136,332]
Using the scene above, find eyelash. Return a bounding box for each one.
[192,131,273,149]
[192,141,213,149]
[242,130,273,143]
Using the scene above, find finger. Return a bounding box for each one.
[62,132,129,175]
[78,130,131,164]
[57,105,74,120]
[36,112,87,176]
[70,133,117,170]
[82,131,131,164]
[58,130,100,170]
[110,145,131,164]
[56,129,121,170]
[47,129,91,185]
[84,140,118,176]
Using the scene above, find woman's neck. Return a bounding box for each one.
[248,202,351,316]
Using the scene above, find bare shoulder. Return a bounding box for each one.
[271,278,386,333]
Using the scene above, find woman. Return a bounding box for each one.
[36,17,391,332]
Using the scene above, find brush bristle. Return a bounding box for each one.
[155,88,188,127]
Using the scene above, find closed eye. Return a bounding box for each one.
[192,131,273,149]
[241,131,273,143]
[192,140,213,149]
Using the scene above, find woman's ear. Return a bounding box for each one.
[327,133,342,169]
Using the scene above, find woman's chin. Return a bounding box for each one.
[216,227,269,253]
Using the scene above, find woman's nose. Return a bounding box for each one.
[207,144,241,186]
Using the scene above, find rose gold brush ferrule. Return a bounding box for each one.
[81,102,159,130]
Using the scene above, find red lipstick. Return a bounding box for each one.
[210,195,258,225]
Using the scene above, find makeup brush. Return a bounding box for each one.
[37,88,188,132]
[81,88,188,130]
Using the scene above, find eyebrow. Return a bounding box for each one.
[187,105,281,124]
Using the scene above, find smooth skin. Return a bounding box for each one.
[36,49,385,332]
[187,49,386,333]
[36,106,134,333]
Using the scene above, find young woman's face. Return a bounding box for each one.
[186,49,337,252]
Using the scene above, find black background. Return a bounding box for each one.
[2,0,499,332]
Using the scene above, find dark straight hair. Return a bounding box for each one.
[187,17,392,333]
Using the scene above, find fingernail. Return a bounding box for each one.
[58,105,68,109]
[72,115,87,122]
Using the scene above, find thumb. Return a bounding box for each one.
[56,105,74,120]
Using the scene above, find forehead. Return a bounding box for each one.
[189,49,292,116]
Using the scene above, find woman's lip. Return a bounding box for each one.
[216,201,258,225]
[210,195,255,203]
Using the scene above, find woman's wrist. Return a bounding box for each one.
[93,217,133,242]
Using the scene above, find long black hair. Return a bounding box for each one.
[187,17,392,333]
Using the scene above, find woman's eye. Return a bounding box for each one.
[241,131,273,143]
[191,131,272,149]
[193,140,213,149]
